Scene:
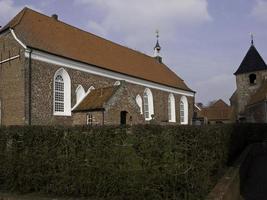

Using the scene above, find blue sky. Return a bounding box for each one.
[1,0,267,105]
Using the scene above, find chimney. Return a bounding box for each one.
[51,14,58,20]
[155,56,162,63]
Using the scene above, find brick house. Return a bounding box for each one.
[230,38,267,123]
[0,8,195,126]
[194,99,233,124]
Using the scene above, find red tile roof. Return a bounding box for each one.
[199,99,233,121]
[1,8,193,92]
[73,86,119,112]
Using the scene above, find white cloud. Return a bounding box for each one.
[0,0,38,27]
[251,0,267,20]
[75,0,216,104]
[76,0,211,50]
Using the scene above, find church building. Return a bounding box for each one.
[231,36,267,123]
[0,8,195,126]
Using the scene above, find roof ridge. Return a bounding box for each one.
[12,7,28,28]
[0,7,28,32]
[6,7,193,92]
[22,7,158,62]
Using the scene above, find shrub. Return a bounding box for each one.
[0,124,263,199]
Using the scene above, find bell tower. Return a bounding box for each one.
[234,35,267,120]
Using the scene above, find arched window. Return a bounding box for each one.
[143,88,154,120]
[249,73,256,85]
[168,94,176,122]
[136,94,143,114]
[180,96,188,125]
[88,86,95,93]
[76,85,85,103]
[114,81,121,86]
[53,68,71,116]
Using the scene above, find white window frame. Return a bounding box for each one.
[53,68,71,116]
[168,93,176,122]
[180,96,188,125]
[136,94,143,114]
[75,85,85,104]
[143,88,154,120]
[88,86,95,93]
[114,80,121,86]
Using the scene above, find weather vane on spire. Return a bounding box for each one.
[156,29,159,39]
[250,33,254,45]
[154,29,161,57]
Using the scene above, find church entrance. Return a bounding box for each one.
[120,111,128,125]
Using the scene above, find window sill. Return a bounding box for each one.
[53,112,72,117]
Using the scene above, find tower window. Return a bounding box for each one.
[249,74,256,85]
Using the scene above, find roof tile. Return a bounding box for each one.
[73,86,119,112]
[1,8,193,92]
[200,99,233,120]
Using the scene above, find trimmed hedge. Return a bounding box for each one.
[0,124,265,200]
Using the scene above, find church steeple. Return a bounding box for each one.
[234,35,267,75]
[154,30,162,63]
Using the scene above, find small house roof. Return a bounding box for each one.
[72,86,120,112]
[199,99,233,121]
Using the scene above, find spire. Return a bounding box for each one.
[154,30,162,63]
[234,36,267,75]
[251,33,254,46]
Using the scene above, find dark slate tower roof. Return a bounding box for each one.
[234,44,267,75]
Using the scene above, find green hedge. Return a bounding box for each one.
[0,124,265,200]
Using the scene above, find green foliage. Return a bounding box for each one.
[0,124,262,200]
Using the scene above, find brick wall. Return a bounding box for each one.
[246,102,267,123]
[236,70,267,115]
[0,31,194,126]
[30,59,194,125]
[0,31,26,125]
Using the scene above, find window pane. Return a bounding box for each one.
[180,101,184,123]
[144,93,149,119]
[54,75,65,113]
[168,97,171,121]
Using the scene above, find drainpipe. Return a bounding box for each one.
[28,49,32,125]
